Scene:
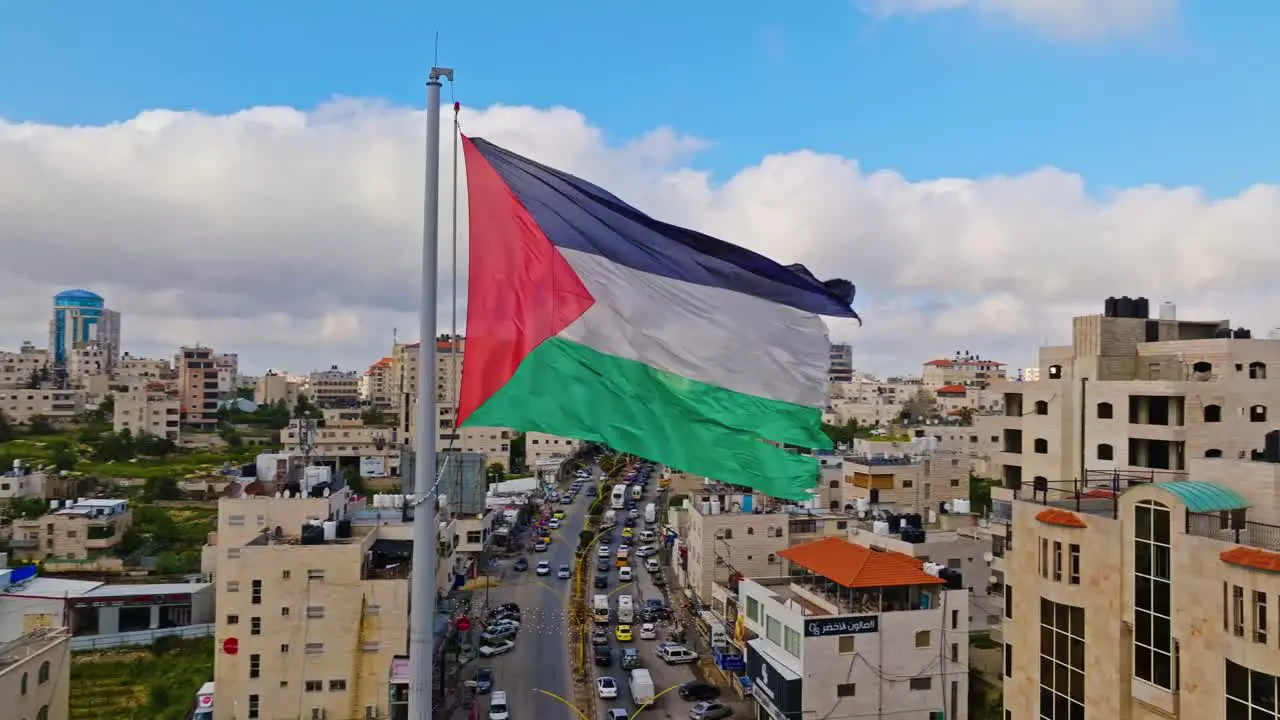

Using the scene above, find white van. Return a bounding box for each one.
[489,690,510,720]
[657,644,698,665]
[644,558,660,573]
[638,529,655,543]
[619,566,633,582]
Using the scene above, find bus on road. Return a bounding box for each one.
[611,485,627,510]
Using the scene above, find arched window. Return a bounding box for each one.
[1034,438,1049,454]
[1205,449,1223,458]
[1048,365,1064,379]
[1097,402,1114,419]
[1251,405,1268,423]
[1033,476,1049,492]
[1098,443,1114,460]
[1250,362,1268,380]
[1034,401,1049,415]
[37,661,49,684]
[37,707,48,720]
[1204,404,1222,423]
[1192,361,1212,375]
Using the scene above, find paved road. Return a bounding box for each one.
[592,482,703,720]
[474,461,597,719]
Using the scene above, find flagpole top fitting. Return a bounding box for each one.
[429,67,455,83]
[454,102,461,112]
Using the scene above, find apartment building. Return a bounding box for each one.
[922,353,1007,389]
[525,431,582,466]
[177,346,220,430]
[280,411,398,471]
[255,371,300,408]
[976,300,1280,498]
[49,289,120,381]
[0,388,85,424]
[828,343,854,383]
[684,494,794,612]
[112,384,181,441]
[738,537,970,720]
[66,341,111,386]
[825,375,920,428]
[213,353,239,396]
[0,343,48,389]
[361,357,396,409]
[0,627,71,720]
[308,365,361,408]
[997,450,1280,719]
[0,468,46,501]
[209,491,413,720]
[114,354,171,383]
[841,438,970,509]
[9,499,132,562]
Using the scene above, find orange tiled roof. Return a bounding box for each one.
[1221,547,1280,573]
[778,537,945,589]
[937,384,967,394]
[1035,508,1087,528]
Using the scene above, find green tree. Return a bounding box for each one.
[2,496,48,520]
[88,393,115,423]
[25,369,40,389]
[217,422,243,446]
[897,388,938,425]
[599,455,617,474]
[0,408,13,442]
[821,419,863,446]
[93,430,135,462]
[342,465,368,495]
[485,462,506,486]
[968,472,995,514]
[509,432,526,472]
[952,406,976,426]
[134,431,176,458]
[361,408,388,427]
[28,414,55,435]
[49,439,77,471]
[142,476,182,502]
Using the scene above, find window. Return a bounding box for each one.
[1252,405,1269,422]
[1034,438,1049,454]
[1232,585,1245,637]
[1040,599,1085,720]
[1052,541,1062,582]
[1205,449,1223,458]
[251,617,262,635]
[1255,591,1268,644]
[765,616,781,644]
[1048,365,1063,379]
[307,606,325,619]
[251,579,262,604]
[1039,538,1050,578]
[746,597,760,622]
[305,680,323,692]
[915,630,932,648]
[1097,402,1113,419]
[1035,400,1049,415]
[836,683,856,697]
[1004,643,1012,677]
[307,569,325,580]
[37,706,49,720]
[20,671,27,695]
[226,614,239,625]
[783,626,801,657]
[1134,500,1174,690]
[909,677,932,691]
[1204,404,1222,422]
[226,580,240,593]
[838,636,857,654]
[282,607,290,617]
[1227,659,1279,719]
[1068,544,1080,584]
[1097,443,1114,460]
[38,660,49,684]
[249,653,261,678]
[1250,362,1268,380]
[951,643,959,661]
[1005,585,1014,620]
[329,679,348,691]
[951,609,960,628]
[282,569,291,579]
[281,644,290,653]
[248,694,260,719]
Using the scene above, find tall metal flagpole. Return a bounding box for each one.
[410,65,453,720]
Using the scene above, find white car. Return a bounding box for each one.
[489,690,510,720]
[598,545,611,558]
[549,518,561,529]
[639,623,657,640]
[557,564,572,579]
[618,543,631,554]
[478,640,516,657]
[596,676,619,699]
[536,561,552,576]
[635,545,657,558]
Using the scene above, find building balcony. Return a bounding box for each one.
[990,499,1012,525]
[10,537,39,548]
[1187,511,1280,552]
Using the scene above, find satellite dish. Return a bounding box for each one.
[323,487,332,498]
[983,552,994,563]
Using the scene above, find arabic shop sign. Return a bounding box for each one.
[803,615,879,638]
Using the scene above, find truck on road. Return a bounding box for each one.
[643,502,656,524]
[629,668,655,707]
[594,595,611,624]
[617,594,635,623]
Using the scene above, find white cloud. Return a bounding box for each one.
[859,0,1177,41]
[1,99,1277,380]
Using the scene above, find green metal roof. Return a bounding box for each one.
[1151,481,1251,513]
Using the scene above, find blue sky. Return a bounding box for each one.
[0,1,1273,195]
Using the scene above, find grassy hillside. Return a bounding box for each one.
[71,636,213,720]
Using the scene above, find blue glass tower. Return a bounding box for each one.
[50,289,106,367]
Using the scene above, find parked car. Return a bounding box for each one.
[594,646,613,667]
[470,667,494,694]
[480,625,518,643]
[636,545,658,558]
[596,677,619,700]
[592,629,610,645]
[487,603,520,618]
[513,558,529,572]
[557,564,572,579]
[689,702,733,720]
[621,648,641,670]
[534,541,548,552]
[478,639,515,657]
[679,682,721,701]
[639,623,657,640]
[536,561,552,576]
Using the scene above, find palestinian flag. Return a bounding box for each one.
[457,137,859,500]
